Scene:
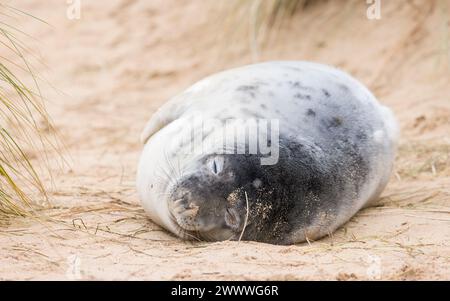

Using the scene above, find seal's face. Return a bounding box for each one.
[168,153,270,242]
[163,139,345,244]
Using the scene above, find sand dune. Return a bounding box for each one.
[0,0,449,280]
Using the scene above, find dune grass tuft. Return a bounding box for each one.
[213,0,326,60]
[0,4,58,217]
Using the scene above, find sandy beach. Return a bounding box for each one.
[0,0,449,280]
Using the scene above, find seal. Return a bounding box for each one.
[137,61,399,245]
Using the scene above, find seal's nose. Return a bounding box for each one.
[171,198,199,218]
[168,196,201,231]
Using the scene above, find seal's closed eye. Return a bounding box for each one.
[209,156,224,175]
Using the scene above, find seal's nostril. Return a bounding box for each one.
[170,197,200,231]
[172,196,199,216]
[173,198,185,206]
[184,204,199,218]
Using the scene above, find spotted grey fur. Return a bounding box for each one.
[137,61,398,245]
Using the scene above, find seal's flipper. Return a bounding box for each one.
[140,109,172,144]
[140,94,191,144]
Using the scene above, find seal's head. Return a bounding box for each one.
[167,154,254,241]
[138,126,333,244]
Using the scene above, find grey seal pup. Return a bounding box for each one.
[137,61,398,245]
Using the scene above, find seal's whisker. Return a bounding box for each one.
[167,210,202,242]
[154,165,177,187]
[164,148,179,180]
[198,231,212,242]
[172,198,184,207]
[177,156,185,179]
[159,165,175,184]
[224,233,237,242]
[180,230,202,242]
[152,174,171,186]
[156,192,172,198]
[152,173,175,191]
[238,191,250,242]
[152,169,170,184]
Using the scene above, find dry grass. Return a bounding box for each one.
[0,4,59,217]
[213,0,337,59]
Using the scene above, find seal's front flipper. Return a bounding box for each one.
[140,109,171,144]
[140,72,228,144]
[140,94,191,144]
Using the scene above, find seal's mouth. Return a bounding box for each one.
[167,207,201,241]
[224,207,241,231]
[168,197,241,241]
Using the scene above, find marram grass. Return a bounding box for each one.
[0,4,56,217]
[215,0,322,59]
